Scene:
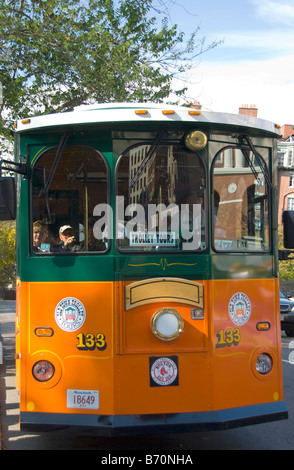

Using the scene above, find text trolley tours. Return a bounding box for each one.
[0,102,292,434]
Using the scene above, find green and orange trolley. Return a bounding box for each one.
[0,103,288,433]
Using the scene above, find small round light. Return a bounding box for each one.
[184,130,207,151]
[151,308,184,341]
[256,353,273,375]
[32,360,55,382]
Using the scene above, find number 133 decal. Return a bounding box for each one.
[76,333,107,351]
[216,328,241,348]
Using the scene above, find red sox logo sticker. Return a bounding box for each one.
[149,356,179,387]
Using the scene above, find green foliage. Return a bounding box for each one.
[279,259,294,280]
[0,221,16,288]
[278,225,294,280]
[0,0,219,138]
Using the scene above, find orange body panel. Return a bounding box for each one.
[212,278,283,410]
[15,277,283,419]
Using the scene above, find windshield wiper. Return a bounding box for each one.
[44,132,70,222]
[44,132,69,194]
[239,135,272,188]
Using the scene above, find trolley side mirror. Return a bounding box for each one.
[0,177,16,220]
[283,211,294,249]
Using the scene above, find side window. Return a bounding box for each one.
[212,146,270,252]
[31,145,108,254]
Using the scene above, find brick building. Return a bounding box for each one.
[238,104,258,117]
[238,105,294,225]
[280,124,294,140]
[277,133,294,223]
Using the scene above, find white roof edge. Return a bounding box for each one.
[15,102,281,136]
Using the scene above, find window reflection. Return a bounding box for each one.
[31,145,108,253]
[212,147,270,251]
[117,143,206,251]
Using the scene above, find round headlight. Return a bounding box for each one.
[32,360,55,382]
[256,353,273,375]
[151,308,184,341]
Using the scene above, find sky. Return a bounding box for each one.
[164,0,294,126]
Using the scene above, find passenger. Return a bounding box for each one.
[57,225,80,252]
[32,221,50,252]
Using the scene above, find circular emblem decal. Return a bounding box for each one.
[150,357,178,386]
[55,297,86,332]
[228,183,237,194]
[228,292,251,326]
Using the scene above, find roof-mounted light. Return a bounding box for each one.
[189,110,201,116]
[162,110,175,115]
[135,109,148,115]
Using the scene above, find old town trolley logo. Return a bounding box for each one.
[228,292,251,326]
[55,297,86,332]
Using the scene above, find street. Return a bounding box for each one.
[1,300,294,451]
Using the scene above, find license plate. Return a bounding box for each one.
[67,389,99,409]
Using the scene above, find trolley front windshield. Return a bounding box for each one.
[30,132,270,254]
[116,142,206,252]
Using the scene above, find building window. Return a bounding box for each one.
[287,197,294,211]
[278,150,286,167]
[287,149,294,167]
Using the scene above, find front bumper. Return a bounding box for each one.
[20,401,288,435]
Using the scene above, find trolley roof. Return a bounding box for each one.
[15,102,281,137]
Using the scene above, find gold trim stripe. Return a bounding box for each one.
[128,258,197,271]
